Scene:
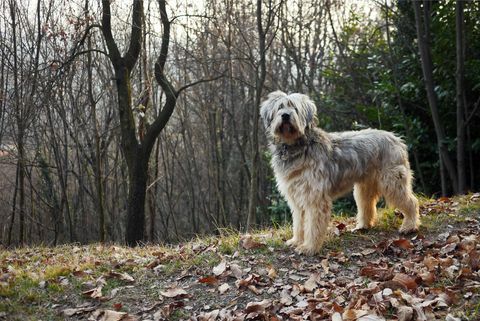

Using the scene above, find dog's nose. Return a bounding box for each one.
[281,113,290,121]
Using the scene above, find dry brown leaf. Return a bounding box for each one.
[212,261,227,276]
[392,273,417,291]
[160,286,188,298]
[245,299,271,314]
[280,289,293,306]
[239,234,265,250]
[423,256,439,271]
[248,284,263,295]
[218,283,230,294]
[360,266,393,281]
[229,263,243,279]
[397,306,414,321]
[357,315,386,321]
[467,249,480,270]
[419,271,436,285]
[321,259,329,273]
[267,266,277,279]
[361,248,377,256]
[91,309,137,321]
[332,312,343,321]
[108,271,134,283]
[342,309,368,321]
[392,238,413,249]
[303,273,318,293]
[82,286,103,299]
[62,307,95,317]
[198,275,219,285]
[440,243,457,255]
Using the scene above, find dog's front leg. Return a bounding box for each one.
[286,201,304,247]
[295,199,331,255]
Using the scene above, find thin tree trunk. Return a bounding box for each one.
[10,0,26,244]
[7,164,19,245]
[384,0,427,193]
[412,0,458,195]
[455,0,466,194]
[247,0,268,231]
[86,0,106,242]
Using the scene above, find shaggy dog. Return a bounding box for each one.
[260,91,420,255]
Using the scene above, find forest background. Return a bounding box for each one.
[0,0,479,246]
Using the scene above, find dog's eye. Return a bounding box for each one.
[294,107,298,113]
[278,105,284,110]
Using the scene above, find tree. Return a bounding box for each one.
[412,0,458,195]
[101,0,219,245]
[455,0,466,194]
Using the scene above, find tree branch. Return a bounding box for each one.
[101,0,121,66]
[125,0,143,70]
[176,73,225,95]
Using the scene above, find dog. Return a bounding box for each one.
[260,91,420,255]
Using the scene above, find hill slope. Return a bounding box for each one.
[1,194,479,321]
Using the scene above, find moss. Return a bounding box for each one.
[44,266,71,280]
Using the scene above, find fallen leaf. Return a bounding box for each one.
[82,286,103,299]
[248,284,263,295]
[343,309,368,321]
[218,283,230,294]
[229,263,244,279]
[245,299,271,314]
[267,266,277,279]
[397,306,414,321]
[303,273,318,293]
[108,271,135,283]
[198,275,219,285]
[440,243,456,255]
[332,312,343,321]
[360,266,393,281]
[392,238,413,249]
[160,286,188,298]
[62,307,95,317]
[91,309,136,321]
[239,234,265,250]
[358,315,386,321]
[392,273,418,291]
[213,261,227,276]
[361,248,377,256]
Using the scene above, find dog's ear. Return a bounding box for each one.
[303,98,317,126]
[260,91,286,129]
[290,93,317,127]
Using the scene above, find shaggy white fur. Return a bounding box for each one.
[261,91,420,255]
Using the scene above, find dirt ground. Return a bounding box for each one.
[0,194,479,321]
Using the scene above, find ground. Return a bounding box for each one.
[1,194,479,321]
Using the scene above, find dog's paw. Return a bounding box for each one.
[294,244,318,256]
[352,225,368,233]
[285,238,299,247]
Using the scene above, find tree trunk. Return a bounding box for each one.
[126,153,148,245]
[247,0,267,231]
[412,0,458,195]
[383,0,427,193]
[455,0,466,194]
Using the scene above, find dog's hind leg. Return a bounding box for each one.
[380,166,420,233]
[353,180,379,230]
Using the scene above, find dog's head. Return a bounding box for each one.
[260,91,317,144]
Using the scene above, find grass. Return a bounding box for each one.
[1,193,479,320]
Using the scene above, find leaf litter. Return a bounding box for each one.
[1,194,480,320]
